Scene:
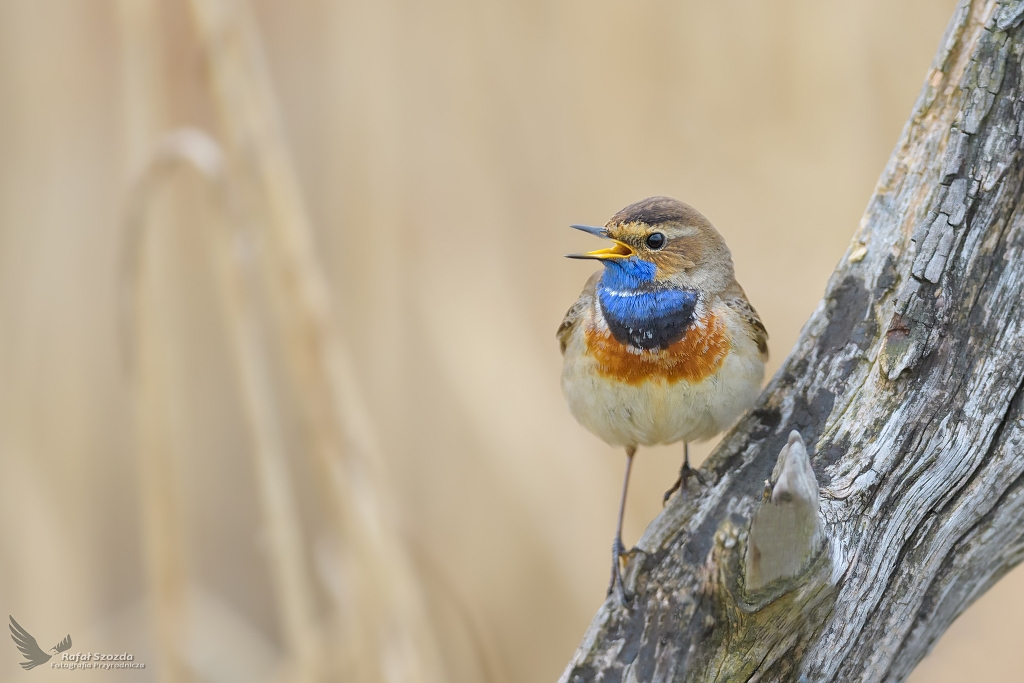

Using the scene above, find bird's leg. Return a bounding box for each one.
[663,442,705,505]
[609,445,636,606]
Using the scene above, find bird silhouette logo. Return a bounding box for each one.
[9,616,72,670]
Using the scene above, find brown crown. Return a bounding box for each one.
[607,196,707,228]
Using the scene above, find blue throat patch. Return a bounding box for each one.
[597,258,698,350]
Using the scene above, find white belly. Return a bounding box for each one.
[561,327,764,448]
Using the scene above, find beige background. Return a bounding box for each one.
[0,0,1021,681]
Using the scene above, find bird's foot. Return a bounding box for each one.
[607,538,629,606]
[662,461,706,505]
[662,478,680,505]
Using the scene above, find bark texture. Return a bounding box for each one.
[561,1,1024,681]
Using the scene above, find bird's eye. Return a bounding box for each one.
[645,232,666,250]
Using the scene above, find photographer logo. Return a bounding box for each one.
[9,616,145,672]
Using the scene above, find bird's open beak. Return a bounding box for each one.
[565,224,635,260]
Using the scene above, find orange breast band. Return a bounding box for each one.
[584,313,730,385]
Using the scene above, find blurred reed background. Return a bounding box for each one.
[1,0,1022,681]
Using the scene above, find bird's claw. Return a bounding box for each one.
[662,478,681,505]
[608,538,629,606]
[662,462,706,505]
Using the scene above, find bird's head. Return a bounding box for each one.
[567,196,734,292]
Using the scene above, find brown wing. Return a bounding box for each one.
[557,272,600,355]
[722,286,769,361]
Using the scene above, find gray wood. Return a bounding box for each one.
[560,1,1024,680]
[745,431,823,594]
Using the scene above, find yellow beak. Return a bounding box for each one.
[565,224,635,260]
[566,241,635,260]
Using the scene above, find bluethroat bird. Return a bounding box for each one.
[558,196,768,604]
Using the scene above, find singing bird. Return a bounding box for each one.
[558,196,768,603]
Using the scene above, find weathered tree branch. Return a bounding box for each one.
[561,1,1024,680]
